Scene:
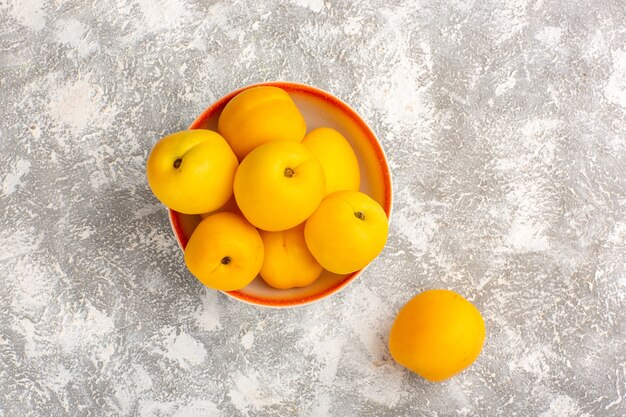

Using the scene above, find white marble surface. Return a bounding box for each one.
[1,0,625,416]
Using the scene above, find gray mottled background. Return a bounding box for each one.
[1,0,625,416]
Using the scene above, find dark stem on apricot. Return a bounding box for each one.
[173,158,182,169]
[284,167,294,178]
[221,256,231,265]
[354,211,365,220]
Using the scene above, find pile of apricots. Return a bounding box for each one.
[146,86,388,292]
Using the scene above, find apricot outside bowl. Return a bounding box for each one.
[169,82,392,308]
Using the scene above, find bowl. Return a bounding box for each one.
[169,82,392,307]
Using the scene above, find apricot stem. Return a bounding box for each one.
[221,256,231,265]
[354,211,365,220]
[284,167,294,178]
[173,158,182,169]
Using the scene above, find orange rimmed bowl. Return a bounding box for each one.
[169,82,392,308]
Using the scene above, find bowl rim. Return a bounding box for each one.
[168,81,393,308]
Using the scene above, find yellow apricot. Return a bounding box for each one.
[259,224,323,290]
[389,289,486,382]
[218,86,306,160]
[184,212,263,291]
[304,190,388,274]
[234,140,325,232]
[302,127,360,196]
[146,130,238,214]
